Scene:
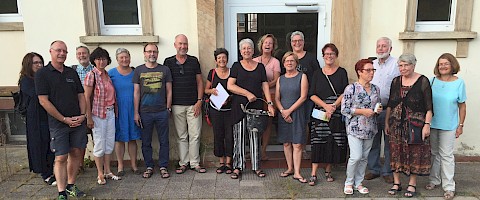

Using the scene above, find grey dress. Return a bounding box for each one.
[277,72,307,144]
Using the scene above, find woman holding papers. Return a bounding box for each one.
[308,43,348,185]
[204,48,233,175]
[275,52,308,183]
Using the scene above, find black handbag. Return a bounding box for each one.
[407,120,423,144]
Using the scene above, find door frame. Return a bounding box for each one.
[224,0,332,66]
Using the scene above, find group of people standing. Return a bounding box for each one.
[18,32,466,200]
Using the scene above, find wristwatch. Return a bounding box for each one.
[267,101,274,105]
[167,108,172,112]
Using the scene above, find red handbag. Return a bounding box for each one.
[202,69,216,126]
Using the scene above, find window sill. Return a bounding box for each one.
[0,22,24,31]
[399,31,477,40]
[79,35,159,45]
[398,31,477,58]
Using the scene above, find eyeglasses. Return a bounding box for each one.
[51,48,68,54]
[176,61,185,75]
[439,62,451,67]
[32,61,43,65]
[362,68,376,73]
[95,58,107,61]
[144,50,159,54]
[291,39,304,43]
[324,52,336,56]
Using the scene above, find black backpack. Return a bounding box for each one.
[11,90,28,117]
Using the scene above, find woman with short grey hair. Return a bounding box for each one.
[385,53,433,197]
[108,48,142,176]
[227,38,275,179]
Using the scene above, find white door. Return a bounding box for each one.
[224,0,331,67]
[224,0,332,151]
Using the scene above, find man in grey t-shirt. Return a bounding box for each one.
[133,43,173,178]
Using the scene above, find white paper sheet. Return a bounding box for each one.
[210,84,229,109]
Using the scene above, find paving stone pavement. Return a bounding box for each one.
[1,163,480,199]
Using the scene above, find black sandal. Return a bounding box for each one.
[404,185,417,198]
[325,171,334,182]
[388,183,402,195]
[176,165,188,174]
[225,163,233,174]
[308,175,317,186]
[230,169,241,179]
[216,163,225,174]
[254,170,266,178]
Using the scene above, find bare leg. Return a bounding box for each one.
[219,156,225,165]
[67,148,82,184]
[127,140,138,171]
[311,163,318,176]
[226,156,232,165]
[283,143,294,173]
[94,156,105,178]
[293,144,303,178]
[104,154,112,174]
[261,118,272,160]
[115,142,125,172]
[54,155,68,192]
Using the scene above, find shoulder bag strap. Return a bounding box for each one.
[210,69,216,89]
[324,73,338,96]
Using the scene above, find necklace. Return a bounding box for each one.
[260,56,272,66]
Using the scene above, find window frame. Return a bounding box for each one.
[399,0,477,58]
[97,0,143,35]
[0,0,22,23]
[414,0,456,32]
[80,0,158,45]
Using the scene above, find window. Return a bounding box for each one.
[0,0,22,23]
[400,0,476,58]
[80,0,158,45]
[415,0,456,32]
[98,0,142,35]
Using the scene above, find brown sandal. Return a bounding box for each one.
[159,167,170,178]
[143,167,153,178]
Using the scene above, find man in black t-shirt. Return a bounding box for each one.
[35,40,87,199]
[163,34,206,174]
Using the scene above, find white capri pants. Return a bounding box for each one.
[92,107,116,157]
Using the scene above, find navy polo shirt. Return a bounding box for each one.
[35,62,84,127]
[163,55,202,105]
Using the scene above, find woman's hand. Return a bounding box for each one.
[284,115,293,123]
[246,93,257,102]
[281,108,292,119]
[267,105,275,117]
[325,104,336,114]
[86,116,94,129]
[210,88,218,96]
[362,109,376,117]
[422,125,430,141]
[456,126,463,138]
[384,123,390,135]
